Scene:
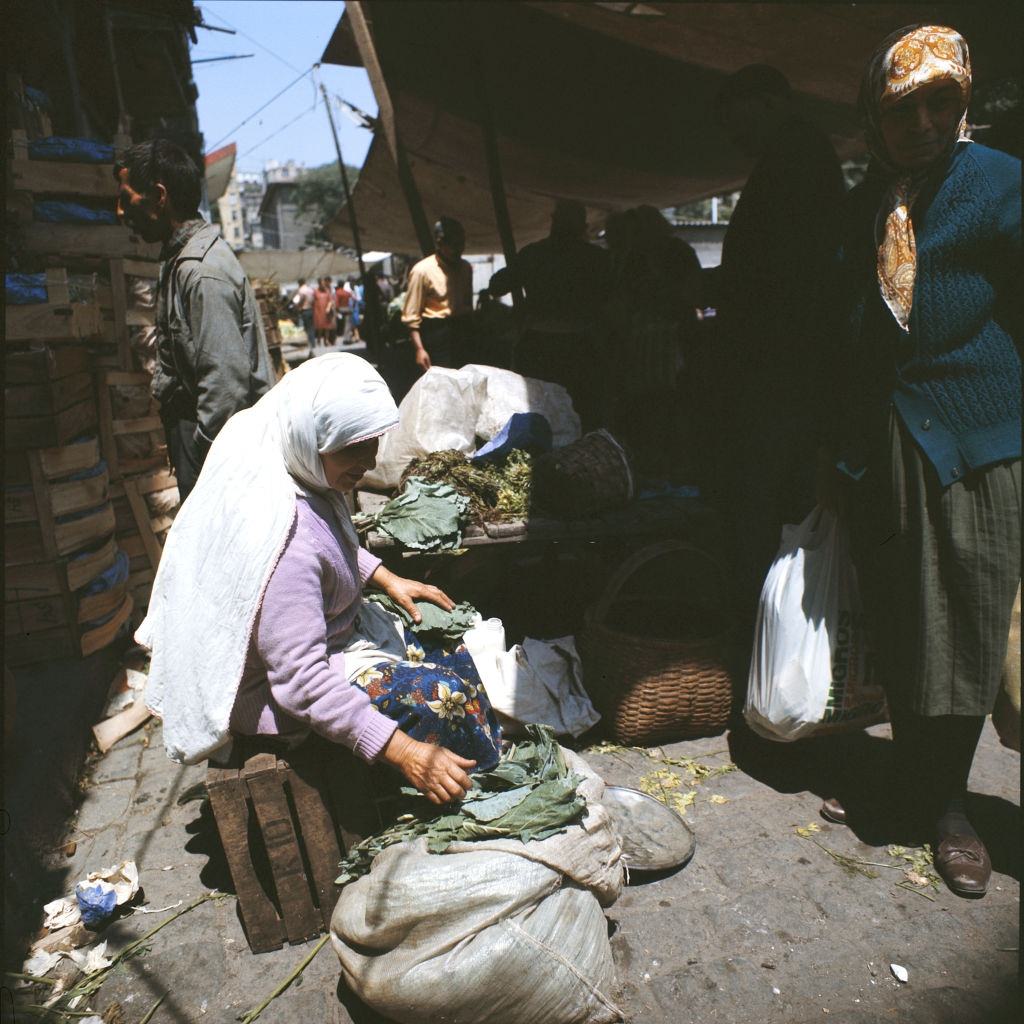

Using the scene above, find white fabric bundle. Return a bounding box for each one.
[137,353,399,764]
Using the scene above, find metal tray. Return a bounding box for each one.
[603,785,696,873]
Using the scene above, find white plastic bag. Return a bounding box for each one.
[744,507,885,742]
[331,750,624,1024]
[491,637,601,738]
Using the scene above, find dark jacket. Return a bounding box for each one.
[154,220,274,448]
[711,115,846,414]
[833,143,1021,486]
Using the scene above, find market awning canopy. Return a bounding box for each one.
[321,1,1019,255]
[204,143,236,205]
[237,249,360,285]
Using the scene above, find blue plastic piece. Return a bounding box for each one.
[75,883,118,927]
[28,136,115,164]
[34,200,117,225]
[5,272,47,305]
[472,413,553,464]
[82,550,130,597]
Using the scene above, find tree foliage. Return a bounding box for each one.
[294,161,360,245]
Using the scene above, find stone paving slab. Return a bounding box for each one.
[11,719,1020,1024]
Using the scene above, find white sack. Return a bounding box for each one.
[363,365,581,491]
[363,367,486,490]
[331,748,623,1024]
[462,364,581,449]
[744,507,886,742]
[490,637,600,738]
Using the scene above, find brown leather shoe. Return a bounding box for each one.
[934,834,991,898]
[819,796,848,825]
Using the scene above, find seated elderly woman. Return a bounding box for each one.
[138,354,500,804]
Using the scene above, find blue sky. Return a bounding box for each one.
[192,1,377,174]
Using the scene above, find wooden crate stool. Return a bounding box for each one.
[206,737,400,954]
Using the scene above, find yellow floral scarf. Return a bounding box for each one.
[858,25,972,331]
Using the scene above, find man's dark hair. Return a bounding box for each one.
[114,139,202,218]
[434,216,465,246]
[714,64,792,120]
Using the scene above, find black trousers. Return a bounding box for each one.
[163,417,207,501]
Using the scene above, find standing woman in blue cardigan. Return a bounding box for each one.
[821,25,1021,897]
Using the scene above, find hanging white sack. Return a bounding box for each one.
[486,636,601,738]
[744,507,886,742]
[362,367,487,490]
[462,364,582,449]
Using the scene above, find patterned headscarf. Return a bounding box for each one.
[858,25,972,331]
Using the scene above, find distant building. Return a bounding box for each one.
[237,170,265,249]
[259,179,316,250]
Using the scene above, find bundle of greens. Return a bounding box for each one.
[366,592,479,649]
[356,477,470,550]
[399,449,536,523]
[335,725,586,885]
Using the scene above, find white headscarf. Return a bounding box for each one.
[138,354,399,764]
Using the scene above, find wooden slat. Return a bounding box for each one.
[5,345,91,383]
[125,308,155,327]
[108,257,132,370]
[118,453,167,476]
[207,769,285,953]
[79,594,132,656]
[4,626,78,666]
[22,224,161,260]
[96,368,120,480]
[244,758,321,945]
[4,372,94,418]
[49,471,109,518]
[5,438,101,486]
[66,536,118,592]
[77,581,128,625]
[7,158,117,197]
[286,757,344,932]
[121,257,160,278]
[112,415,162,436]
[4,398,97,451]
[5,595,68,636]
[4,301,102,342]
[122,479,163,571]
[102,370,150,387]
[27,453,60,561]
[55,504,116,558]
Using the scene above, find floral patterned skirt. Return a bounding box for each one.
[354,632,503,771]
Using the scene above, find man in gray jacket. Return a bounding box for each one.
[114,139,274,499]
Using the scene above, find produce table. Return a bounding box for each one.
[355,490,721,552]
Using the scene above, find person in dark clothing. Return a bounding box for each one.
[696,64,846,618]
[489,200,611,429]
[114,139,274,499]
[819,24,1020,898]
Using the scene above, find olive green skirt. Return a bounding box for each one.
[850,410,1021,717]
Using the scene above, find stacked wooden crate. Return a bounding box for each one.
[253,282,289,382]
[4,348,131,665]
[5,128,178,657]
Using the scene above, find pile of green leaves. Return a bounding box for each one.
[335,725,586,885]
[365,593,479,649]
[400,449,536,523]
[357,477,470,550]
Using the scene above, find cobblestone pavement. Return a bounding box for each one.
[10,718,1020,1023]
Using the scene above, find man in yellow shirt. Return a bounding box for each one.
[401,218,473,381]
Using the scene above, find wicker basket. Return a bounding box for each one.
[578,540,735,744]
[531,429,634,519]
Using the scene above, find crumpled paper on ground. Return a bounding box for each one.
[42,860,139,931]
